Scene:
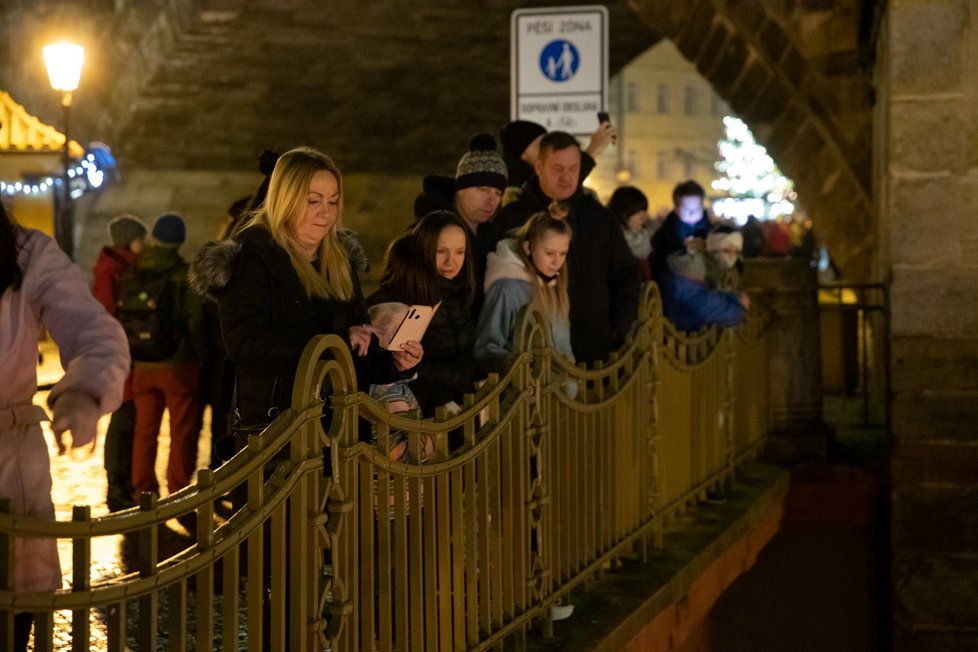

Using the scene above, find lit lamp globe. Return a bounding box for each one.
[43,42,85,95]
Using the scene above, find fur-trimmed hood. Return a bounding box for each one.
[189,225,369,301]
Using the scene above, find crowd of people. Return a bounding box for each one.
[1,116,770,646]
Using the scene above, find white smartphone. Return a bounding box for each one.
[385,303,440,351]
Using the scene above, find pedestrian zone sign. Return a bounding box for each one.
[511,5,608,136]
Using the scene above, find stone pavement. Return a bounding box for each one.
[33,340,218,651]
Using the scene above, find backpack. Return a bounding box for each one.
[116,264,182,362]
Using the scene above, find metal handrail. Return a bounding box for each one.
[0,280,775,651]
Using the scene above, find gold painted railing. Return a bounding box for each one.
[0,282,771,651]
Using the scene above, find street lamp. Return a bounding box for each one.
[43,41,84,258]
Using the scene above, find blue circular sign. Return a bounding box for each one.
[539,39,580,82]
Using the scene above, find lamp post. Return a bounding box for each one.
[43,41,84,259]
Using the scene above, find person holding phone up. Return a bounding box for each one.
[191,147,423,446]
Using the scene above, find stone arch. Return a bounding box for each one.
[1,1,878,279]
[628,0,877,280]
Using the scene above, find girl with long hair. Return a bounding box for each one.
[368,210,478,417]
[475,210,574,372]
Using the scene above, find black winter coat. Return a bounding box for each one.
[648,211,713,280]
[190,225,402,427]
[492,178,641,364]
[367,275,478,415]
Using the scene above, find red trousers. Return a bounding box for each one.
[131,363,203,496]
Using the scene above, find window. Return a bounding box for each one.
[656,151,669,180]
[626,81,640,113]
[684,85,697,115]
[711,93,725,116]
[656,84,669,114]
[627,149,641,179]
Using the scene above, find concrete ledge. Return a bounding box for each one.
[526,462,790,651]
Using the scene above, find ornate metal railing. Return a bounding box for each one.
[0,282,772,651]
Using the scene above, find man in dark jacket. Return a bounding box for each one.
[414,133,508,311]
[649,180,713,280]
[493,131,640,365]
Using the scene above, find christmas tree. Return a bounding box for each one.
[712,116,795,221]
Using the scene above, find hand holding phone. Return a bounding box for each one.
[589,112,617,153]
[386,303,440,351]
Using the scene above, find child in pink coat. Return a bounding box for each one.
[0,201,129,649]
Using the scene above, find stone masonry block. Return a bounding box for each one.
[891,391,978,442]
[827,8,859,54]
[633,0,692,37]
[892,485,978,553]
[891,337,978,393]
[695,20,730,78]
[889,0,968,95]
[891,267,978,336]
[783,123,825,176]
[780,46,807,84]
[765,101,806,151]
[722,0,767,35]
[757,18,789,62]
[893,630,978,652]
[675,0,717,62]
[890,100,969,173]
[892,440,978,486]
[889,176,978,266]
[734,63,777,122]
[708,34,748,96]
[892,553,978,628]
[796,10,833,58]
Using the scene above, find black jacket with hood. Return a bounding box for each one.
[648,210,713,280]
[190,225,402,428]
[367,274,477,416]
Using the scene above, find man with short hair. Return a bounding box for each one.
[499,119,617,202]
[414,133,508,296]
[494,131,640,364]
[648,179,713,279]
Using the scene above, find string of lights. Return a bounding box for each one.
[0,152,106,197]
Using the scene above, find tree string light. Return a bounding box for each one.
[0,152,107,197]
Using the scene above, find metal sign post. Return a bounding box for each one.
[511,5,608,136]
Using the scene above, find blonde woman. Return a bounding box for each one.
[475,210,573,373]
[191,147,422,445]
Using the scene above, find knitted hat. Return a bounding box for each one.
[151,212,186,246]
[500,120,547,159]
[107,214,147,247]
[455,133,507,192]
[667,249,707,281]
